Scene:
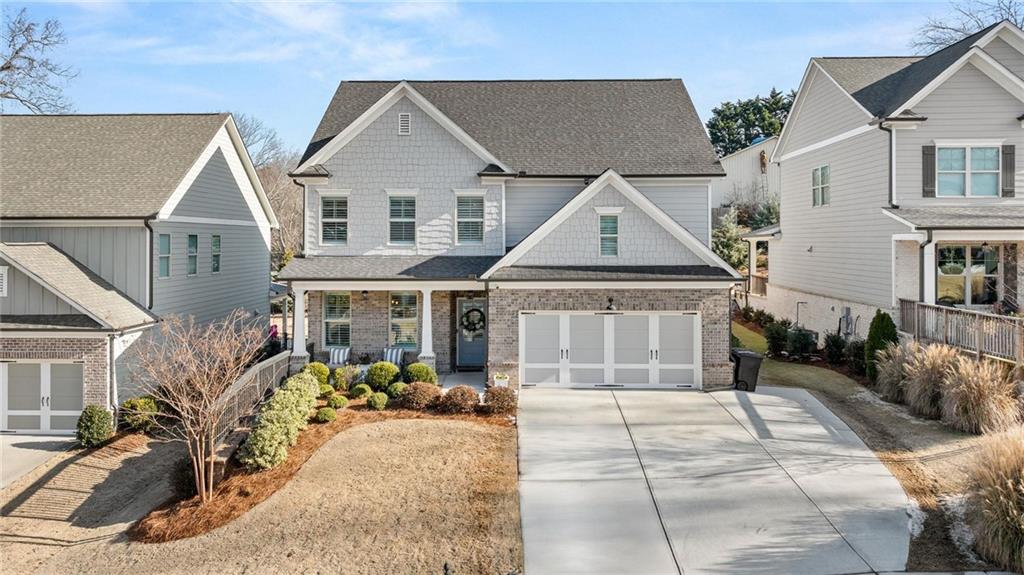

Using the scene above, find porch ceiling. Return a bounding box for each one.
[884,206,1024,230]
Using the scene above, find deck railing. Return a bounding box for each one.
[214,349,291,443]
[898,299,1024,363]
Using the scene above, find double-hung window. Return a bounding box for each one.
[211,235,221,273]
[186,234,198,276]
[456,194,484,244]
[158,234,171,278]
[323,292,351,347]
[937,146,1000,197]
[321,195,348,245]
[936,244,1000,305]
[812,165,830,206]
[389,291,418,348]
[389,195,416,245]
[599,215,619,256]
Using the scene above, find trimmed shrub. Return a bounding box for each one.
[404,362,438,384]
[482,386,517,415]
[264,385,315,431]
[751,308,767,326]
[966,428,1024,572]
[875,340,919,403]
[941,358,1020,434]
[845,340,867,375]
[865,310,899,382]
[740,305,755,322]
[400,381,442,410]
[823,332,846,365]
[350,383,372,399]
[366,361,401,391]
[314,406,337,423]
[903,343,959,419]
[257,405,302,446]
[283,372,320,403]
[327,394,348,410]
[366,392,388,411]
[764,322,788,356]
[119,395,158,433]
[387,382,408,399]
[238,411,291,470]
[786,328,816,357]
[76,405,113,447]
[775,318,793,330]
[318,383,335,399]
[303,362,330,386]
[438,385,479,414]
[333,365,360,392]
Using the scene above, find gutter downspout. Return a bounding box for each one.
[108,333,118,414]
[144,216,156,309]
[878,121,897,208]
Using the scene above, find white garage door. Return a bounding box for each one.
[0,362,84,434]
[520,311,701,389]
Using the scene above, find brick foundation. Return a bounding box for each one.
[0,336,111,408]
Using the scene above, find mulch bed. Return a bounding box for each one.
[130,401,513,544]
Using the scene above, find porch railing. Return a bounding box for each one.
[214,349,291,443]
[745,273,768,297]
[898,299,1024,363]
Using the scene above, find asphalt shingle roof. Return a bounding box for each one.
[300,79,723,177]
[814,23,1000,118]
[0,242,158,330]
[487,265,737,281]
[884,206,1024,229]
[0,315,102,331]
[277,256,502,281]
[0,114,228,218]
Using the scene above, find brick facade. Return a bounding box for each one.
[486,288,733,391]
[0,336,110,408]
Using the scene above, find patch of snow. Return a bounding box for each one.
[907,498,927,538]
[940,493,982,564]
[851,390,928,424]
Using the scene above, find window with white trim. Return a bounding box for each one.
[186,234,198,276]
[0,266,8,297]
[211,235,221,273]
[398,112,411,136]
[389,196,416,245]
[389,291,418,348]
[599,215,619,256]
[321,196,348,245]
[324,292,351,347]
[936,244,1000,305]
[158,234,171,278]
[456,195,484,244]
[812,165,830,206]
[937,146,1000,197]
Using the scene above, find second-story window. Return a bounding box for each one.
[211,235,221,273]
[389,196,416,245]
[812,165,830,206]
[599,215,619,256]
[938,146,999,197]
[186,234,198,276]
[321,196,348,245]
[456,195,484,244]
[158,234,171,278]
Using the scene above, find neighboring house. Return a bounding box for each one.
[744,21,1024,346]
[710,135,780,210]
[280,79,741,390]
[0,114,278,434]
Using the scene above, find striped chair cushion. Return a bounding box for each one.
[382,347,404,365]
[328,347,350,365]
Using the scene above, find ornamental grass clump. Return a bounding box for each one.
[941,357,1021,434]
[966,427,1024,572]
[875,340,919,403]
[303,362,330,386]
[903,343,959,419]
[437,385,480,414]
[332,365,360,392]
[366,361,400,391]
[399,381,441,410]
[404,362,438,384]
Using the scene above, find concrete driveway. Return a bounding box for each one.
[517,387,911,575]
[1,434,75,490]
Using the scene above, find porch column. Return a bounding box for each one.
[747,239,758,276]
[292,287,307,357]
[922,242,936,305]
[419,288,435,368]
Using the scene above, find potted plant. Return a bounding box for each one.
[492,372,510,387]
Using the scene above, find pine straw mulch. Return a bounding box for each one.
[130,402,514,544]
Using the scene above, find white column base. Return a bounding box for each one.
[417,353,436,369]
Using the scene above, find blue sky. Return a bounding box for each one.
[13,1,950,152]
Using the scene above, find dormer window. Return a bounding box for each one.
[398,113,411,136]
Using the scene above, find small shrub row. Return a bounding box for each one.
[238,372,318,470]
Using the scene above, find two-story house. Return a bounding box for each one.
[0,113,278,434]
[745,22,1024,344]
[280,80,742,390]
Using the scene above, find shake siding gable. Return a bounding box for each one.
[777,66,871,158]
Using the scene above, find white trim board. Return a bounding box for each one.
[481,169,742,279]
[490,281,740,290]
[775,124,876,163]
[294,81,511,175]
[0,219,146,227]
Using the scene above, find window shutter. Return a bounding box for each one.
[1002,144,1015,197]
[922,145,936,198]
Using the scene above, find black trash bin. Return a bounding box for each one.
[731,349,763,392]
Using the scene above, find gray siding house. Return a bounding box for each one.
[745,22,1024,343]
[0,114,278,434]
[280,80,741,390]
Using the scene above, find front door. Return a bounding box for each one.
[1,362,84,434]
[456,298,487,369]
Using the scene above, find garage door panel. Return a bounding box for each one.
[659,315,696,365]
[659,368,696,385]
[570,368,605,385]
[525,367,560,385]
[50,364,84,411]
[8,364,41,410]
[49,415,80,431]
[569,315,604,364]
[7,415,42,430]
[614,316,649,364]
[614,368,652,385]
[524,315,560,364]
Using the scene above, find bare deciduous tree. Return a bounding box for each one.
[1,8,75,113]
[131,310,265,503]
[259,153,304,272]
[233,112,285,169]
[913,0,1024,52]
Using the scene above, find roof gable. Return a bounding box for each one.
[775,63,873,159]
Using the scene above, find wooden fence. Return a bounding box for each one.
[898,299,1024,364]
[214,350,291,444]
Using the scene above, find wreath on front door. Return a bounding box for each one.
[460,308,486,341]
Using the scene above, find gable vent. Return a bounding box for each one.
[0,266,7,297]
[398,113,411,136]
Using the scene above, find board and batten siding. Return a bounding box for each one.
[777,65,871,157]
[895,63,1024,207]
[0,225,147,304]
[305,97,503,257]
[773,128,906,309]
[0,256,78,316]
[504,180,710,248]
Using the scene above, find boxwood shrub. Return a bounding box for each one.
[404,362,438,384]
[303,362,330,386]
[314,406,337,423]
[481,386,517,415]
[366,361,400,391]
[366,392,389,411]
[76,405,113,447]
[119,395,159,433]
[350,383,372,399]
[327,394,348,410]
[386,382,408,399]
[399,381,442,410]
[437,385,479,414]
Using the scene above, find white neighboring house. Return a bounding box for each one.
[743,22,1024,358]
[710,136,781,210]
